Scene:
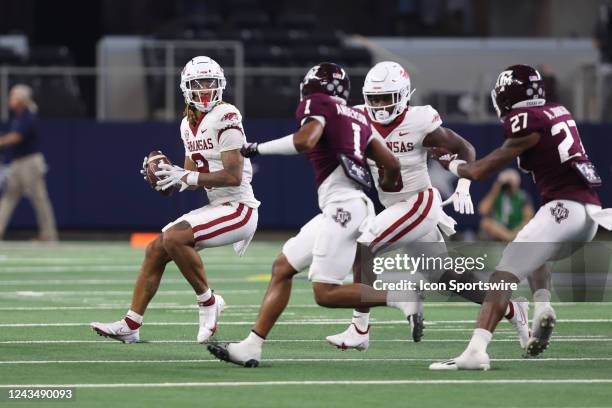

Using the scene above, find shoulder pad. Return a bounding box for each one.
[210,103,243,130]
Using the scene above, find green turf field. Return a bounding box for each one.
[0,241,611,408]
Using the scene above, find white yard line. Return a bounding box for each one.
[0,264,267,273]
[0,278,255,285]
[0,289,308,296]
[1,379,612,388]
[0,302,610,311]
[1,319,611,327]
[1,357,612,365]
[0,335,604,345]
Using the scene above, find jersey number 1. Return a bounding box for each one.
[351,123,363,160]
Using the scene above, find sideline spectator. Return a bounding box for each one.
[0,84,58,241]
[478,169,533,241]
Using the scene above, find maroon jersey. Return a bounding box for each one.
[502,103,600,205]
[295,93,372,186]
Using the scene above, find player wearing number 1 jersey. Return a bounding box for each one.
[91,56,259,344]
[430,64,612,370]
[206,62,445,367]
[327,61,529,352]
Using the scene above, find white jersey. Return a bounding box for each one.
[356,104,442,208]
[179,103,260,208]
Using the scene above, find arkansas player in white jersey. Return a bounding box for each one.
[207,62,446,368]
[326,61,529,351]
[91,56,259,344]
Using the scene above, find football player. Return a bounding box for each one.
[90,56,260,344]
[206,62,432,367]
[326,61,529,351]
[429,64,612,370]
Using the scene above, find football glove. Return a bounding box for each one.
[155,163,199,192]
[442,178,474,214]
[241,143,259,158]
[140,156,148,181]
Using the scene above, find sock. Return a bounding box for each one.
[352,311,370,333]
[466,328,492,354]
[244,330,265,347]
[504,301,514,319]
[124,310,143,330]
[533,289,551,308]
[197,289,214,307]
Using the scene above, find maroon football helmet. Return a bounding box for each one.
[300,62,350,102]
[491,64,546,118]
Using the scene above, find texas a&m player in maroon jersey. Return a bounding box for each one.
[429,64,612,370]
[207,63,434,367]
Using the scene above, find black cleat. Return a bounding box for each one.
[207,342,259,368]
[523,314,556,358]
[409,313,424,342]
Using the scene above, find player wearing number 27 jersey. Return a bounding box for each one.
[430,64,612,371]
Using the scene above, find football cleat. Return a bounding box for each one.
[429,350,490,371]
[524,305,556,358]
[409,312,425,342]
[207,342,260,368]
[507,299,530,349]
[90,319,140,343]
[197,294,226,344]
[326,323,370,351]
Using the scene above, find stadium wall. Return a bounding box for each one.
[1,120,611,232]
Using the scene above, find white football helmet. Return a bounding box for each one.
[362,61,415,125]
[180,56,226,112]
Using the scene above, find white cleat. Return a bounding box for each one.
[207,341,261,368]
[507,299,530,349]
[197,294,226,344]
[326,324,370,351]
[90,319,139,343]
[429,350,491,371]
[524,305,556,358]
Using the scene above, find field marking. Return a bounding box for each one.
[0,289,309,297]
[0,338,608,344]
[0,264,268,273]
[0,334,604,345]
[1,357,612,365]
[0,278,256,285]
[1,319,611,327]
[1,379,612,388]
[0,302,610,311]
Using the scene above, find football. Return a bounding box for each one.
[145,150,175,196]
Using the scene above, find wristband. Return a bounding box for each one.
[186,171,199,186]
[448,160,467,177]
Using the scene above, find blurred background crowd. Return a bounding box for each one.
[0,0,610,240]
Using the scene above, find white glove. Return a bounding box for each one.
[442,178,474,214]
[140,156,148,181]
[154,163,199,192]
